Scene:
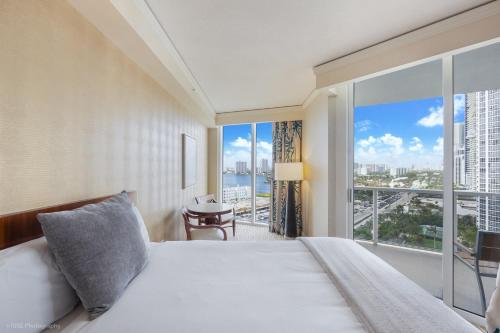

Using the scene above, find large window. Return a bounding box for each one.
[452,42,500,316]
[222,123,273,224]
[353,60,444,253]
[350,41,500,319]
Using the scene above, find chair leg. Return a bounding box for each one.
[233,219,236,237]
[475,258,487,316]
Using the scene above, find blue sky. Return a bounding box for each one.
[221,95,466,171]
[223,123,272,169]
[354,94,465,170]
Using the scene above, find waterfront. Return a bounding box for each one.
[223,173,271,195]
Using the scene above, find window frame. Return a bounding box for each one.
[345,38,500,325]
[219,122,272,226]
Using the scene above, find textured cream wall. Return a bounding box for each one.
[0,0,207,241]
[302,92,329,237]
[206,128,220,199]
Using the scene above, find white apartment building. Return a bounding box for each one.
[454,122,466,186]
[465,89,500,232]
[390,167,408,177]
[223,186,251,202]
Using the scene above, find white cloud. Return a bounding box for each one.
[380,133,404,155]
[358,146,377,158]
[358,136,377,148]
[454,94,465,115]
[417,106,443,127]
[418,98,464,127]
[230,137,251,149]
[409,137,423,152]
[223,148,251,168]
[257,140,272,153]
[224,139,272,169]
[355,120,374,132]
[357,133,404,156]
[356,133,443,170]
[380,133,402,147]
[433,137,443,153]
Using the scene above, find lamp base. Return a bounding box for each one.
[285,181,297,238]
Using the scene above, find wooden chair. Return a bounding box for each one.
[182,208,227,241]
[194,194,236,237]
[195,194,217,204]
[474,231,500,315]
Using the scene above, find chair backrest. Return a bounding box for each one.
[476,231,500,262]
[181,208,199,226]
[195,194,217,204]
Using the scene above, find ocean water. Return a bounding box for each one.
[223,174,271,194]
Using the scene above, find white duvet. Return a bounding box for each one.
[50,238,479,333]
[53,240,366,333]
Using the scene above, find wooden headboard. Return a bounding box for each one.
[0,191,137,250]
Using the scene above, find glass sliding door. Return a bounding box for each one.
[255,123,273,224]
[452,42,500,316]
[222,124,253,222]
[221,122,273,224]
[352,60,444,298]
[348,40,500,320]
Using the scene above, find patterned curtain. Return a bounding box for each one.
[269,121,303,236]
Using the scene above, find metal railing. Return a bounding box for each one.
[354,186,500,248]
[353,186,443,246]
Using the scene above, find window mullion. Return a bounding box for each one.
[251,123,257,224]
[442,55,454,308]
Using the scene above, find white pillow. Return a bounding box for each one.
[0,237,79,332]
[132,205,151,252]
[486,266,500,333]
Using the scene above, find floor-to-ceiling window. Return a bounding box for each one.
[452,42,500,316]
[352,60,444,299]
[349,41,500,320]
[222,122,273,224]
[222,124,253,222]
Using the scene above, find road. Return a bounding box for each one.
[354,192,414,227]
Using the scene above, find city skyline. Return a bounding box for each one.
[224,158,271,174]
[222,123,272,169]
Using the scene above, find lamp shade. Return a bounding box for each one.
[274,162,303,181]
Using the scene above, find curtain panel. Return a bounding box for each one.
[269,121,303,236]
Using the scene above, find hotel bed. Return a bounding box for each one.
[0,193,481,333]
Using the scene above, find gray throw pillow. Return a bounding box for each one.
[37,192,148,319]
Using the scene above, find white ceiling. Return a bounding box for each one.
[145,0,490,113]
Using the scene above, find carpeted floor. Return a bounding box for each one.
[228,223,285,241]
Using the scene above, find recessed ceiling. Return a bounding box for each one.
[145,0,490,113]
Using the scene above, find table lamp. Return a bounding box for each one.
[274,162,303,238]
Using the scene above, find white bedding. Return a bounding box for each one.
[301,237,479,333]
[51,240,366,333]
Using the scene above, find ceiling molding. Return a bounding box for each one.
[68,0,215,126]
[215,105,304,126]
[313,1,500,88]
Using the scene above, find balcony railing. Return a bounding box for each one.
[354,186,499,316]
[354,186,443,251]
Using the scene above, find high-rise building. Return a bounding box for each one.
[454,122,466,186]
[261,159,269,174]
[235,161,248,174]
[390,167,408,177]
[465,90,500,232]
